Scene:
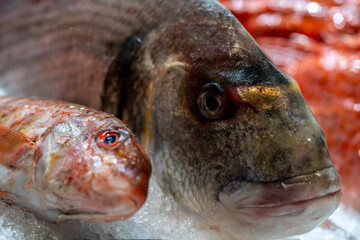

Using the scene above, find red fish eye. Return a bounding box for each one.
[97,131,122,149]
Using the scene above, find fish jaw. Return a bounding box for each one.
[85,159,150,221]
[215,191,341,240]
[54,167,149,222]
[56,195,140,222]
[218,167,341,214]
[216,167,341,239]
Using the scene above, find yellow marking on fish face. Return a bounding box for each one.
[238,85,285,110]
[237,79,301,110]
[247,86,283,98]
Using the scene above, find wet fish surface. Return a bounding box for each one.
[0,96,151,223]
[221,0,360,213]
[0,1,341,239]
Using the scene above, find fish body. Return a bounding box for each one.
[0,96,151,222]
[0,1,341,239]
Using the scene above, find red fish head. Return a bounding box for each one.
[36,116,151,222]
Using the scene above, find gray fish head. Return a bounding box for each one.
[130,1,341,239]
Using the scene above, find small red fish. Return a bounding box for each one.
[0,96,151,222]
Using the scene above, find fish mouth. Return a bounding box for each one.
[57,197,139,222]
[218,167,341,217]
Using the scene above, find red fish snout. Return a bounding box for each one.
[51,127,151,222]
[87,138,151,221]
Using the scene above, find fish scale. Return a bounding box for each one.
[0,0,177,109]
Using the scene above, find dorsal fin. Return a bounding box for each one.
[0,125,33,167]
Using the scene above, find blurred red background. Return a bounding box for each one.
[220,0,360,210]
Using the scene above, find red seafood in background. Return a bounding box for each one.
[220,0,360,210]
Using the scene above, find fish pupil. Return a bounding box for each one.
[104,135,117,145]
[197,82,225,120]
[206,96,219,112]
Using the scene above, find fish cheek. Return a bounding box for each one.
[34,147,46,185]
[150,63,242,209]
[36,125,83,200]
[149,78,228,212]
[36,144,68,192]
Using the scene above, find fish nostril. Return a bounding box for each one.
[266,111,273,119]
[244,102,258,113]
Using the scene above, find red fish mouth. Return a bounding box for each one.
[218,167,341,217]
[57,196,140,222]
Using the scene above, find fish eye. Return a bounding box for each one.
[97,130,125,149]
[197,83,224,120]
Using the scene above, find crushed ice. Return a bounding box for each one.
[0,177,358,240]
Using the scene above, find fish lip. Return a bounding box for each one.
[218,167,341,217]
[57,197,139,222]
[232,190,341,217]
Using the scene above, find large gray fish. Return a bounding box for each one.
[0,0,341,239]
